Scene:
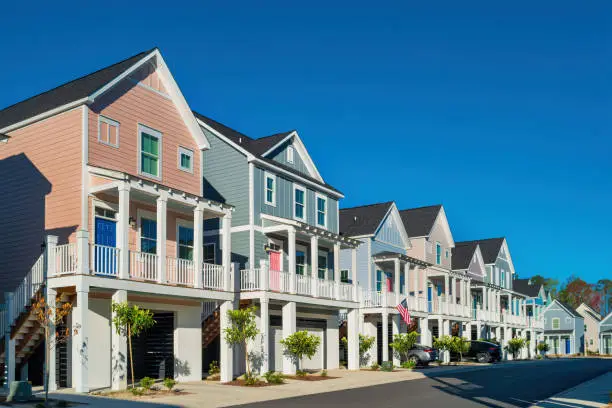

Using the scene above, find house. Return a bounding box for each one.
[338,202,430,365]
[599,312,612,355]
[512,278,546,350]
[542,299,584,355]
[192,113,361,374]
[576,303,601,353]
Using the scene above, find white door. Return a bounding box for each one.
[299,328,324,370]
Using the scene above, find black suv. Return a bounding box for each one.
[451,340,502,363]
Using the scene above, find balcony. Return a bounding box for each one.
[429,297,471,318]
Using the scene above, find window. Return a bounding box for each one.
[316,194,327,228]
[294,185,306,220]
[264,172,276,206]
[203,243,216,264]
[296,251,306,275]
[141,218,157,254]
[139,124,162,178]
[177,225,194,260]
[95,207,116,220]
[178,146,193,173]
[318,255,327,279]
[500,270,506,288]
[376,270,383,292]
[340,269,349,283]
[287,146,295,164]
[552,317,560,330]
[436,242,441,264]
[98,116,119,147]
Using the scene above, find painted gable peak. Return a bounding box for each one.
[260,130,324,183]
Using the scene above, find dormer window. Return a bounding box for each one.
[287,146,295,164]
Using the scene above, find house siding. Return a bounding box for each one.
[0,108,82,299]
[269,141,310,176]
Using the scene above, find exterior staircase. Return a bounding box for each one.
[202,306,221,348]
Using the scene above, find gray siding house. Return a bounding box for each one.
[599,312,612,354]
[543,299,584,355]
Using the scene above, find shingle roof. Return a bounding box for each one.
[0,49,155,130]
[339,202,394,237]
[399,205,442,238]
[451,241,479,270]
[556,299,582,318]
[457,237,505,264]
[512,278,542,298]
[193,112,341,194]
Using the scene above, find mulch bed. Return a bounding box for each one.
[224,379,280,387]
[93,389,191,400]
[284,375,337,381]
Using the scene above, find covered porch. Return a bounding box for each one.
[427,268,471,319]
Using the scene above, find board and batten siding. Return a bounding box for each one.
[0,108,83,300]
[268,141,310,176]
[253,166,338,234]
[88,65,201,196]
[340,239,370,287]
[544,302,577,332]
[372,211,406,253]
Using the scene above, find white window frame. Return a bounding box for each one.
[317,250,328,279]
[296,243,308,276]
[315,193,328,229]
[203,243,216,264]
[98,115,120,148]
[137,123,162,180]
[287,146,295,164]
[293,184,307,221]
[177,146,194,173]
[264,172,277,207]
[552,317,561,330]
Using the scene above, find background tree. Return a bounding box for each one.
[280,330,321,373]
[32,296,76,407]
[529,274,559,298]
[223,306,259,379]
[595,279,612,315]
[557,276,594,310]
[389,332,418,362]
[111,301,156,389]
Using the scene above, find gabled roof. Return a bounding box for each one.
[548,299,582,318]
[512,278,543,298]
[452,241,479,270]
[399,205,442,238]
[458,237,505,264]
[194,112,341,195]
[339,202,394,237]
[576,303,602,321]
[0,49,153,130]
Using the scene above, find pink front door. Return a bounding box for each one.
[269,251,281,291]
[386,275,393,292]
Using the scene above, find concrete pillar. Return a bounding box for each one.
[4,292,15,388]
[117,183,130,279]
[76,229,89,275]
[258,299,270,374]
[437,317,443,338]
[156,191,168,283]
[392,315,400,366]
[45,235,58,278]
[476,320,482,340]
[495,326,501,342]
[220,300,234,382]
[508,293,513,315]
[326,314,339,370]
[413,266,419,300]
[46,287,58,391]
[174,305,202,382]
[444,320,451,336]
[72,282,89,393]
[111,290,128,390]
[347,309,359,370]
[351,247,358,301]
[311,236,319,297]
[222,212,232,291]
[382,313,389,362]
[403,262,410,298]
[394,259,400,304]
[288,228,296,294]
[451,277,457,304]
[422,317,431,346]
[282,302,297,374]
[193,205,204,288]
[444,274,450,301]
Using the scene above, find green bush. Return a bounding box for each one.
[390,332,419,362]
[370,363,380,371]
[320,369,327,377]
[401,360,416,369]
[163,377,177,391]
[140,377,155,391]
[263,371,284,384]
[380,361,394,372]
[296,370,308,377]
[537,342,550,353]
[130,387,145,396]
[208,360,220,376]
[535,354,542,360]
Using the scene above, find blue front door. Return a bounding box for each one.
[95,217,117,275]
[427,286,433,312]
[565,338,571,354]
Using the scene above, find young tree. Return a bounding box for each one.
[537,341,550,356]
[506,337,526,359]
[280,330,321,373]
[450,336,470,362]
[433,335,453,365]
[341,334,376,367]
[389,332,419,362]
[223,306,259,379]
[111,302,156,389]
[31,296,76,407]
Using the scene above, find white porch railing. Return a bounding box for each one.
[166,257,194,286]
[55,243,77,275]
[317,279,334,299]
[269,270,290,293]
[91,244,119,276]
[129,251,158,281]
[10,253,45,322]
[338,283,353,301]
[240,268,261,291]
[296,274,311,295]
[202,263,224,290]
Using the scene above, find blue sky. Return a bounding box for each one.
[2,1,611,285]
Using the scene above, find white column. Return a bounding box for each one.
[111,290,127,390]
[443,320,450,336]
[311,236,319,297]
[347,309,359,370]
[260,259,270,291]
[394,259,400,305]
[260,299,269,374]
[476,320,482,340]
[413,266,419,303]
[351,247,358,301]
[156,191,168,284]
[509,293,513,315]
[174,305,202,382]
[464,323,471,339]
[222,212,232,291]
[382,313,389,362]
[193,206,204,288]
[117,183,130,279]
[45,235,58,278]
[4,292,15,387]
[334,243,341,300]
[458,279,464,307]
[220,300,234,382]
[46,287,57,391]
[403,263,410,298]
[282,302,297,374]
[422,317,431,346]
[72,280,89,393]
[444,274,450,301]
[392,315,400,366]
[451,277,457,304]
[76,230,89,275]
[495,326,501,342]
[326,314,339,370]
[288,228,296,294]
[483,287,488,312]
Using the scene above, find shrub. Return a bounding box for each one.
[130,387,145,396]
[281,330,322,372]
[140,377,155,391]
[450,336,470,362]
[370,363,380,371]
[537,342,550,354]
[320,369,327,377]
[209,360,220,376]
[506,337,527,360]
[401,360,416,370]
[163,377,177,391]
[296,370,308,377]
[535,354,542,360]
[263,371,284,384]
[244,374,259,386]
[380,361,394,372]
[390,332,418,362]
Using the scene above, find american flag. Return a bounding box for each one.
[396,298,411,325]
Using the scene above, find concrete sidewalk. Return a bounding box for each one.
[530,371,612,408]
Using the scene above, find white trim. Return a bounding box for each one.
[432,206,455,248]
[97,115,120,148]
[435,241,442,265]
[129,77,172,100]
[195,117,253,158]
[81,106,89,230]
[177,146,194,173]
[0,98,89,134]
[372,203,411,250]
[249,162,255,267]
[286,145,295,164]
[176,218,194,260]
[260,131,324,183]
[137,123,163,180]
[315,193,328,229]
[552,317,561,330]
[293,183,307,222]
[264,171,277,207]
[295,243,307,275]
[317,250,329,278]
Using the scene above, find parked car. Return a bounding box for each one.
[406,344,438,366]
[451,340,502,363]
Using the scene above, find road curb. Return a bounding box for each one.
[529,371,612,408]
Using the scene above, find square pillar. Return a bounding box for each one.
[111,290,127,390]
[422,317,431,346]
[394,259,400,305]
[219,300,235,382]
[382,313,389,362]
[46,235,58,278]
[4,292,15,388]
[45,287,58,391]
[444,274,450,300]
[72,282,89,393]
[222,212,232,291]
[351,247,358,301]
[443,320,451,336]
[156,192,168,284]
[193,206,204,288]
[347,309,359,370]
[451,277,457,304]
[259,259,269,291]
[476,320,482,340]
[392,315,400,366]
[117,183,130,279]
[326,313,339,370]
[76,230,89,275]
[403,263,410,299]
[282,302,297,374]
[508,294,513,315]
[334,243,341,300]
[259,299,270,374]
[288,228,296,294]
[311,236,319,296]
[464,323,471,339]
[174,305,202,382]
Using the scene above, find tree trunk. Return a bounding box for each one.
[128,325,135,388]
